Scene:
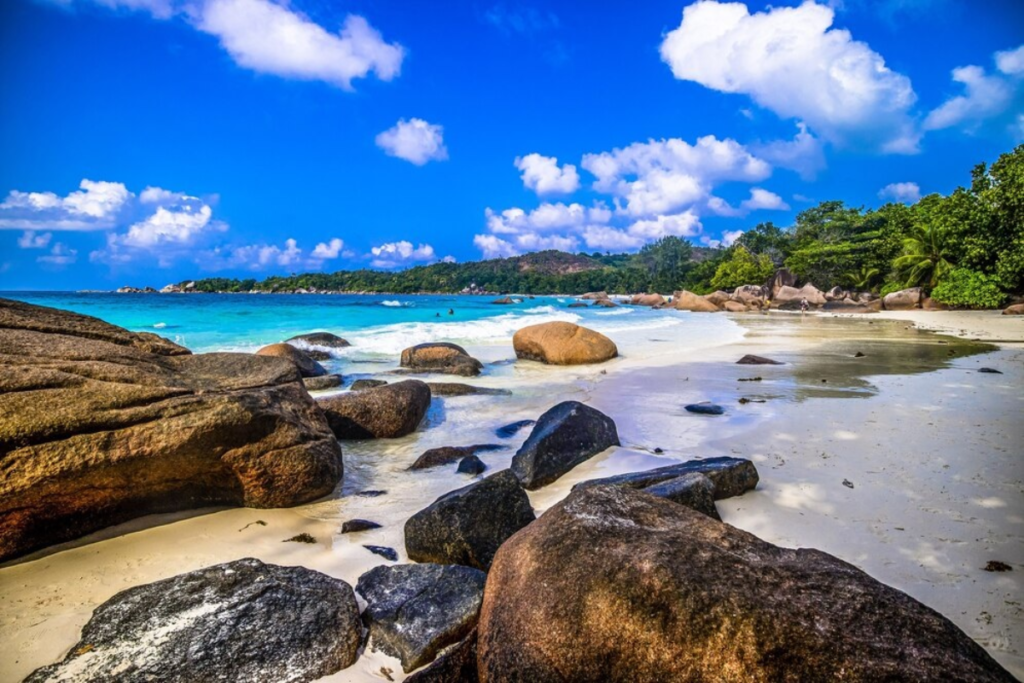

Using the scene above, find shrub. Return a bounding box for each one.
[931,268,1006,309]
[879,281,904,297]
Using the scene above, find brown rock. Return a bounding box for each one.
[579,291,608,300]
[491,297,516,305]
[477,485,1014,683]
[672,290,720,313]
[883,287,924,310]
[303,374,343,391]
[401,343,483,377]
[256,343,328,378]
[0,298,343,563]
[731,285,765,306]
[1003,303,1024,315]
[923,297,950,311]
[513,322,617,365]
[722,301,747,313]
[591,298,618,308]
[351,379,387,390]
[410,445,503,471]
[318,380,431,439]
[704,290,731,307]
[630,293,665,306]
[767,267,797,298]
[773,283,827,309]
[426,383,511,397]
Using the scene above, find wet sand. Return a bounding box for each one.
[0,312,1021,681]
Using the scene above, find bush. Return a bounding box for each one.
[879,281,904,297]
[931,268,1006,309]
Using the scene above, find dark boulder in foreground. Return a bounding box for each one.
[286,331,351,348]
[318,380,431,439]
[401,343,484,377]
[405,629,478,683]
[574,456,759,501]
[0,298,343,563]
[641,472,720,519]
[478,486,1015,683]
[736,354,783,365]
[405,470,535,570]
[303,373,343,391]
[496,419,535,438]
[410,445,503,471]
[511,401,620,489]
[685,403,725,415]
[357,563,486,673]
[27,558,361,683]
[256,342,328,377]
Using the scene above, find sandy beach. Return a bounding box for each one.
[1,310,1021,681]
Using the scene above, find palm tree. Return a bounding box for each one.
[845,265,881,291]
[894,222,955,289]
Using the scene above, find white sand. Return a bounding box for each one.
[1,311,1021,681]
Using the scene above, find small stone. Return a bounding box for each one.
[685,403,725,416]
[653,447,664,454]
[983,561,1012,572]
[365,545,399,561]
[284,533,317,544]
[342,519,382,534]
[737,354,783,365]
[357,490,387,497]
[738,376,762,382]
[842,479,854,489]
[978,367,1003,374]
[854,351,866,358]
[457,455,486,475]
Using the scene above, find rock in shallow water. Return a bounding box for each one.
[457,455,487,475]
[736,354,783,365]
[411,445,503,471]
[341,519,381,533]
[401,342,483,377]
[256,342,328,377]
[27,558,361,683]
[495,419,535,438]
[351,378,388,390]
[365,545,399,561]
[286,331,351,348]
[426,382,511,397]
[318,379,431,439]
[512,321,618,365]
[477,486,1015,682]
[574,456,758,500]
[0,298,343,563]
[357,563,486,672]
[685,403,725,415]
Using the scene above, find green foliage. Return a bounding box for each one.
[893,218,955,289]
[931,268,1006,309]
[710,247,774,290]
[735,222,790,265]
[879,282,904,297]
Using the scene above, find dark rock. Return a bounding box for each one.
[491,296,516,304]
[318,380,431,439]
[365,545,398,561]
[256,342,328,377]
[738,376,762,382]
[477,486,1014,683]
[496,419,535,438]
[304,349,333,361]
[356,563,486,672]
[843,479,855,489]
[0,298,343,563]
[411,445,503,471]
[303,373,343,391]
[426,383,511,397]
[457,455,487,475]
[404,629,478,683]
[401,343,483,377]
[341,519,382,533]
[357,490,388,497]
[511,401,620,489]
[574,456,759,501]
[685,403,725,415]
[351,378,388,390]
[641,472,719,520]
[984,561,1012,572]
[284,533,317,544]
[855,351,866,358]
[405,469,536,570]
[737,354,783,365]
[286,332,351,348]
[567,302,588,308]
[738,397,766,404]
[591,299,618,308]
[26,558,361,682]
[978,367,1003,374]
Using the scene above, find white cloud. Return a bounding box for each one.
[878,181,921,203]
[924,44,1024,133]
[580,225,644,251]
[370,240,437,268]
[471,231,580,259]
[752,123,827,181]
[660,1,918,152]
[721,229,744,247]
[442,255,457,263]
[17,231,52,249]
[996,45,1024,76]
[742,188,790,212]
[37,242,77,266]
[485,202,604,235]
[514,153,580,195]
[196,0,403,89]
[376,118,449,165]
[195,238,341,272]
[473,234,519,259]
[625,211,702,240]
[118,203,216,248]
[0,179,130,230]
[311,238,345,259]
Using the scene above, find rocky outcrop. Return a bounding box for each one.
[630,293,665,306]
[256,342,328,377]
[512,322,617,365]
[356,563,486,672]
[491,296,516,305]
[303,374,343,391]
[883,287,924,310]
[410,445,503,471]
[767,267,797,298]
[511,401,620,489]
[0,298,343,562]
[579,291,608,300]
[704,290,731,308]
[672,289,720,312]
[27,558,361,683]
[477,486,1014,683]
[732,285,766,307]
[737,354,783,365]
[591,298,618,308]
[318,380,431,439]
[1004,303,1024,315]
[567,302,589,308]
[773,283,827,309]
[286,332,351,349]
[400,343,483,377]
[574,456,759,501]
[404,470,536,570]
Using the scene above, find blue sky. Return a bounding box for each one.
[1,0,1022,290]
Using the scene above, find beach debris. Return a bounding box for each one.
[380,667,394,681]
[513,321,618,365]
[405,470,536,570]
[411,445,503,470]
[978,367,1003,374]
[284,533,317,544]
[239,520,267,532]
[496,419,536,438]
[738,397,766,404]
[351,378,388,390]
[365,545,399,561]
[357,490,388,497]
[738,376,763,382]
[357,563,486,672]
[737,354,783,365]
[319,379,431,439]
[457,455,487,475]
[401,342,483,377]
[685,403,725,415]
[25,558,361,682]
[653,447,664,454]
[575,456,759,501]
[512,401,620,489]
[984,561,1012,572]
[256,342,328,378]
[342,519,382,534]
[842,479,855,489]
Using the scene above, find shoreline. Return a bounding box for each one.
[1,311,1021,681]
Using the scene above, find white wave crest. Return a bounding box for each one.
[594,308,634,316]
[381,300,405,307]
[153,322,167,328]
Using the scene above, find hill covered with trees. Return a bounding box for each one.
[189,145,1023,308]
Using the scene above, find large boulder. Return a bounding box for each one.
[356,563,486,672]
[511,401,620,489]
[404,469,536,570]
[256,342,328,377]
[574,456,759,500]
[767,267,797,298]
[405,630,478,683]
[773,283,827,309]
[318,380,431,439]
[630,293,665,306]
[477,486,1014,683]
[672,290,720,313]
[883,287,924,310]
[0,298,343,563]
[286,331,351,349]
[703,290,731,307]
[1003,303,1024,315]
[731,284,766,306]
[579,291,608,300]
[722,301,748,313]
[401,342,483,377]
[513,322,617,365]
[27,558,362,683]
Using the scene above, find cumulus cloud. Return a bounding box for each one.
[924,44,1024,133]
[370,241,437,268]
[514,153,580,194]
[660,1,919,152]
[376,118,449,165]
[311,238,345,259]
[0,179,130,230]
[752,124,827,180]
[721,229,744,247]
[878,181,921,203]
[17,231,52,249]
[195,237,351,272]
[37,242,78,266]
[473,232,580,259]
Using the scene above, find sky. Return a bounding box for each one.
[1,0,1022,290]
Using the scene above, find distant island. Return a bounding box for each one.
[121,145,1022,309]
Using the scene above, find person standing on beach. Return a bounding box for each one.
[800,297,809,313]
